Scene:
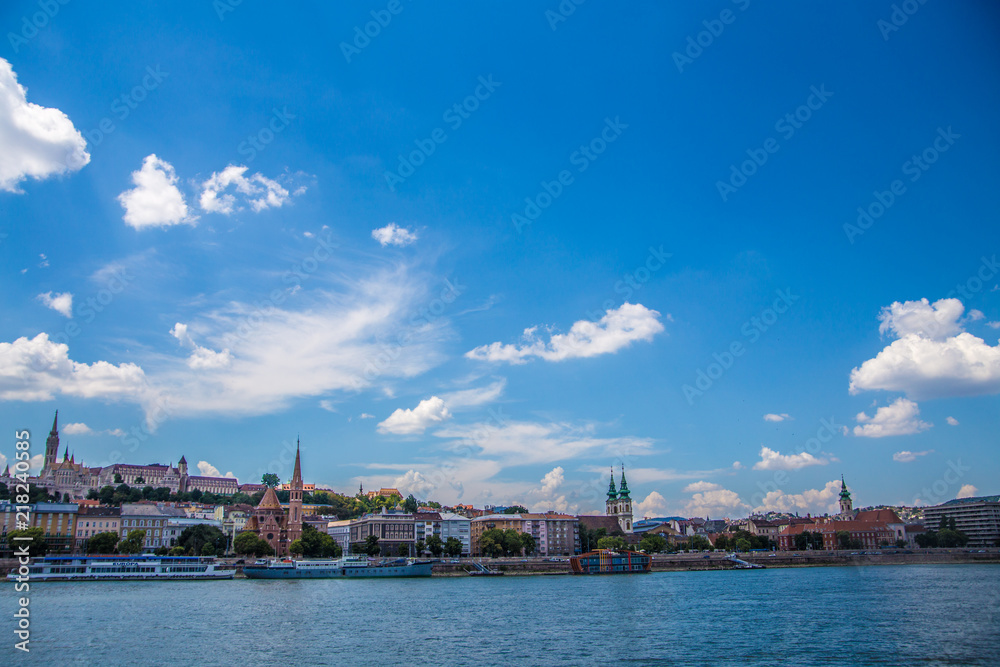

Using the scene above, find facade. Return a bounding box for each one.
[215,504,251,554]
[0,501,79,554]
[119,504,188,551]
[350,509,416,556]
[439,512,472,555]
[75,506,121,551]
[923,495,1000,548]
[470,513,579,556]
[327,519,353,554]
[241,440,305,556]
[776,518,897,551]
[605,466,634,533]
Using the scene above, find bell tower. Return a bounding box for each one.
[287,438,304,544]
[839,475,853,516]
[618,465,633,534]
[44,410,60,470]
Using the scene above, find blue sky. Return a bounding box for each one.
[2,1,998,517]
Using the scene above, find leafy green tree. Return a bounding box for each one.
[579,526,608,553]
[0,482,8,500]
[688,535,712,551]
[190,489,203,502]
[597,536,627,551]
[86,531,119,554]
[733,538,751,553]
[403,494,419,513]
[937,528,969,548]
[118,529,147,554]
[234,531,263,556]
[397,543,410,557]
[114,473,123,484]
[6,527,47,557]
[415,539,426,555]
[502,529,526,556]
[135,476,145,485]
[98,485,115,505]
[261,473,280,488]
[289,539,304,556]
[169,546,186,556]
[520,533,536,556]
[296,524,341,558]
[178,524,227,556]
[479,529,505,558]
[426,535,444,556]
[714,534,729,551]
[86,488,99,501]
[502,506,528,514]
[364,534,380,556]
[640,534,668,554]
[444,536,463,557]
[836,531,852,549]
[154,547,169,556]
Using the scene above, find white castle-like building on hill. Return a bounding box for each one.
[0,412,239,500]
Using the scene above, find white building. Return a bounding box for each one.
[327,519,352,553]
[438,512,471,556]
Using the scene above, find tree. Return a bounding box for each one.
[733,538,751,553]
[714,534,730,551]
[479,529,505,558]
[836,531,852,549]
[261,473,280,488]
[397,543,410,557]
[86,488,99,501]
[98,485,115,505]
[289,539,304,556]
[190,489,203,502]
[6,528,47,557]
[520,533,536,556]
[426,535,444,557]
[895,539,907,548]
[178,524,227,556]
[579,526,608,553]
[597,536,627,551]
[364,534,380,556]
[688,535,712,551]
[502,529,525,556]
[915,532,938,548]
[86,531,119,554]
[169,546,186,556]
[403,494,419,514]
[444,536,463,557]
[297,524,342,558]
[114,473,123,484]
[415,539,426,555]
[118,529,147,554]
[502,506,528,514]
[640,534,668,554]
[135,476,145,485]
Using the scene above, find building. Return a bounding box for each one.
[13,412,241,499]
[470,513,579,556]
[0,501,78,555]
[923,495,1000,548]
[242,440,305,556]
[119,504,188,552]
[605,466,634,533]
[776,517,898,551]
[74,506,121,552]
[439,512,472,555]
[365,487,402,500]
[747,517,783,541]
[327,519,353,554]
[214,504,252,554]
[350,509,416,556]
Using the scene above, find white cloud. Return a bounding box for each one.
[393,469,436,497]
[466,303,664,364]
[318,400,337,413]
[763,413,792,422]
[199,165,291,214]
[850,298,1000,399]
[0,58,89,192]
[946,416,959,426]
[372,223,417,247]
[539,466,564,495]
[957,484,979,499]
[636,491,668,517]
[987,321,1000,330]
[752,446,830,470]
[853,398,932,438]
[377,396,451,435]
[684,487,749,518]
[753,481,842,515]
[0,333,147,402]
[440,379,506,409]
[683,481,722,493]
[170,322,233,370]
[118,154,192,229]
[37,291,73,318]
[892,449,933,463]
[197,460,235,478]
[359,413,374,419]
[62,422,93,435]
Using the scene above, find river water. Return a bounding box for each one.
[9,564,999,665]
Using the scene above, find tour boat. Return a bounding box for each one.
[570,549,651,574]
[243,555,433,579]
[7,555,236,581]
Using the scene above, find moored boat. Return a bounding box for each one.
[243,555,433,579]
[570,549,651,574]
[7,555,235,581]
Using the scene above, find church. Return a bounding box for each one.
[242,440,304,556]
[606,465,634,533]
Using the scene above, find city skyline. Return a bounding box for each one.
[2,3,999,518]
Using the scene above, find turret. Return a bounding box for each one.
[44,410,60,470]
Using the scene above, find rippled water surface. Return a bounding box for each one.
[12,564,1000,665]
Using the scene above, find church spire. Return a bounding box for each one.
[44,410,60,470]
[292,437,302,485]
[607,467,618,499]
[618,464,630,499]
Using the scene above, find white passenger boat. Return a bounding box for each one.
[243,555,433,579]
[7,555,236,581]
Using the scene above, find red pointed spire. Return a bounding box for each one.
[291,437,302,485]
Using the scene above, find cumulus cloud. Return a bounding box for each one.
[763,413,792,422]
[393,469,436,497]
[372,223,417,247]
[197,460,236,478]
[539,466,564,495]
[850,298,1000,399]
[853,398,932,438]
[466,303,664,364]
[753,446,830,470]
[199,165,291,214]
[753,481,842,515]
[684,487,749,518]
[377,396,451,435]
[946,416,959,426]
[957,484,979,499]
[170,322,233,370]
[118,154,192,229]
[0,333,146,402]
[37,291,73,318]
[62,422,93,435]
[0,58,90,192]
[636,491,668,517]
[893,449,933,463]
